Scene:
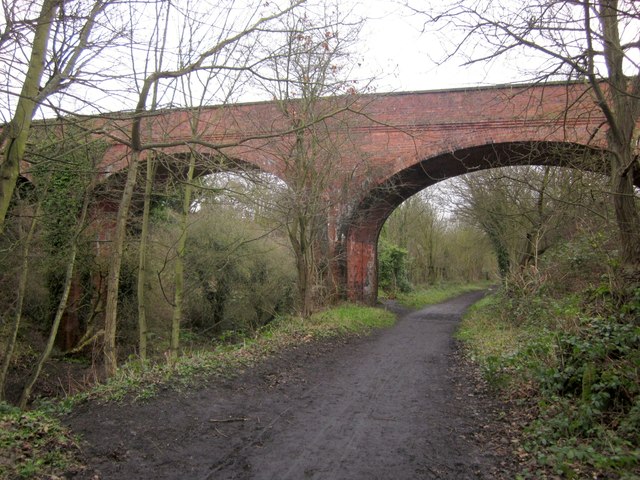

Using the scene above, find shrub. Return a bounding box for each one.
[186,212,295,336]
[459,297,640,477]
[378,240,411,296]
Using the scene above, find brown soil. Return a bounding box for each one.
[64,291,523,479]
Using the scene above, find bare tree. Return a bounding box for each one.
[254,1,364,316]
[380,193,448,284]
[135,0,172,362]
[0,0,120,233]
[450,165,611,282]
[101,0,307,377]
[414,0,640,278]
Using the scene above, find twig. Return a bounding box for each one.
[213,427,228,438]
[209,417,248,423]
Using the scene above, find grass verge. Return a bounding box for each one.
[392,281,493,309]
[74,303,395,406]
[1,303,394,479]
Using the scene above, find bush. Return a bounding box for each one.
[461,293,640,477]
[378,240,411,296]
[185,210,295,336]
[457,234,640,478]
[544,317,640,432]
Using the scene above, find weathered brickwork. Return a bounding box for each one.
[89,83,626,303]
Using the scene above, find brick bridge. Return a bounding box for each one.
[96,82,615,304]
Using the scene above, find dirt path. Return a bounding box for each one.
[66,291,520,479]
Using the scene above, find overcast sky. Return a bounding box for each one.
[9,0,529,119]
[352,0,524,94]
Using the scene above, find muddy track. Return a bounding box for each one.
[66,291,520,479]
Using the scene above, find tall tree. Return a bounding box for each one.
[162,0,263,363]
[135,0,172,362]
[415,0,640,278]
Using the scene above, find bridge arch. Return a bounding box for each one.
[339,140,607,303]
[48,82,635,305]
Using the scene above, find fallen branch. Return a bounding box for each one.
[65,329,105,355]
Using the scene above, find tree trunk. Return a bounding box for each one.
[19,239,78,408]
[597,0,640,272]
[0,204,40,400]
[103,150,141,377]
[136,157,156,361]
[290,215,315,318]
[611,156,640,270]
[0,0,59,233]
[136,0,170,362]
[520,167,550,268]
[170,152,196,364]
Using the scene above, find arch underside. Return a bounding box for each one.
[341,140,609,303]
[355,141,606,236]
[94,149,278,216]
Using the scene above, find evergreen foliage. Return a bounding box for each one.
[30,129,104,326]
[378,240,412,295]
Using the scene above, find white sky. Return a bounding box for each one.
[1,0,544,120]
[6,0,637,119]
[350,0,524,94]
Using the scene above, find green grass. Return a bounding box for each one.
[456,294,557,390]
[306,304,396,334]
[393,281,492,309]
[456,294,521,357]
[63,303,395,407]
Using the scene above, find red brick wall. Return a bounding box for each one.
[91,82,615,303]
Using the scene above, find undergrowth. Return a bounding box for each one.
[0,402,82,479]
[74,303,395,406]
[458,273,640,479]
